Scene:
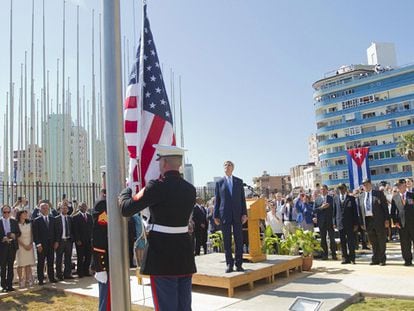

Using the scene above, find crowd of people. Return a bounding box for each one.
[191,178,413,268]
[0,190,148,293]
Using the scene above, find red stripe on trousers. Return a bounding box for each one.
[141,116,166,186]
[150,276,160,311]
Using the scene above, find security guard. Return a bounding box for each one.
[92,189,110,311]
[119,145,196,311]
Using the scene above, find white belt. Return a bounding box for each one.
[150,224,188,234]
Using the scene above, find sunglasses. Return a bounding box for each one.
[3,211,10,214]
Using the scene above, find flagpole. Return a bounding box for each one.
[9,0,14,183]
[30,0,35,183]
[76,5,80,183]
[101,0,130,310]
[62,0,66,182]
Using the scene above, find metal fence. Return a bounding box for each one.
[0,182,102,212]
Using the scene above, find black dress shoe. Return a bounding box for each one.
[351,260,356,264]
[404,261,412,266]
[84,273,92,277]
[2,288,8,293]
[369,262,379,265]
[236,266,245,272]
[64,275,75,279]
[341,260,350,264]
[50,279,58,283]
[225,265,233,273]
[379,262,386,266]
[332,255,338,260]
[7,287,15,292]
[38,280,45,285]
[57,276,64,281]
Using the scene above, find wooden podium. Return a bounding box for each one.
[243,198,267,262]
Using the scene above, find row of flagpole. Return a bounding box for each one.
[3,0,186,187]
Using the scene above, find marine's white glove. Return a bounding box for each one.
[95,271,108,284]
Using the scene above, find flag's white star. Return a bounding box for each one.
[147,39,152,45]
[143,54,148,60]
[150,75,156,82]
[155,62,160,68]
[155,87,161,93]
[146,66,152,71]
[166,111,170,117]
[150,102,156,109]
[355,151,362,159]
[144,28,148,34]
[143,82,146,88]
[160,99,166,105]
[150,50,155,56]
[145,92,151,98]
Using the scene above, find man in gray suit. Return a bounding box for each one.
[360,179,390,266]
[391,179,414,266]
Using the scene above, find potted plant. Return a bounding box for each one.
[279,228,322,271]
[208,231,224,252]
[262,225,281,254]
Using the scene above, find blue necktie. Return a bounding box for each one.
[227,177,232,195]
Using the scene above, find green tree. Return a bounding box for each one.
[397,132,414,161]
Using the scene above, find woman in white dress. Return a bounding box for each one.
[16,210,35,288]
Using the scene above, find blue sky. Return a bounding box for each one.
[1,0,414,186]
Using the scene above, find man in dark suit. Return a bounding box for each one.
[333,184,359,264]
[214,161,248,273]
[0,205,21,292]
[391,179,414,266]
[360,178,390,266]
[72,202,93,277]
[54,201,74,280]
[192,197,208,256]
[33,202,57,284]
[314,184,337,260]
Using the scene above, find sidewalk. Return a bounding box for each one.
[1,242,412,310]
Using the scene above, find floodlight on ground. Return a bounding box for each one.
[288,296,322,311]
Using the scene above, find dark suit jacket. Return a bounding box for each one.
[192,204,208,232]
[214,176,247,225]
[333,194,359,231]
[358,190,390,228]
[0,218,21,252]
[72,212,93,244]
[391,191,414,228]
[54,214,74,242]
[314,194,334,227]
[33,215,56,246]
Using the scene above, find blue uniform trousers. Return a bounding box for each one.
[150,275,192,311]
[98,281,110,311]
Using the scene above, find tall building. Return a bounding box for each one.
[290,162,321,191]
[184,163,194,185]
[313,43,414,187]
[252,171,291,196]
[308,134,319,164]
[13,145,44,182]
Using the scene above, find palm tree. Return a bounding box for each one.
[397,132,414,161]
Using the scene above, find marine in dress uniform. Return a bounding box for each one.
[92,195,110,311]
[119,145,196,311]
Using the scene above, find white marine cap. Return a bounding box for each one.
[153,144,186,161]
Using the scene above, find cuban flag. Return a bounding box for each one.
[347,147,371,190]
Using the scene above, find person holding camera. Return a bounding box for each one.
[0,205,21,292]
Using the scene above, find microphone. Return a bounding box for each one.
[243,183,259,197]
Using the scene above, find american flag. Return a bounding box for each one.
[124,4,175,192]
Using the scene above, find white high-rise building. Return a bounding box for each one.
[184,163,194,185]
[308,133,319,164]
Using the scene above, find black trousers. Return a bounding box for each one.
[75,241,92,277]
[354,225,368,249]
[56,239,73,278]
[319,224,336,258]
[339,228,355,261]
[0,245,16,289]
[194,229,207,255]
[366,217,386,264]
[400,214,414,263]
[37,243,55,282]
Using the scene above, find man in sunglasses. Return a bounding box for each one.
[0,205,21,292]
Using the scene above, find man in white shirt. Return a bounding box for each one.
[54,202,74,280]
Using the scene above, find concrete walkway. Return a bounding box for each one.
[1,242,412,310]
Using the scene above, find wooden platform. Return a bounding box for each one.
[192,253,302,297]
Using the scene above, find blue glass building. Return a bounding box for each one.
[313,63,414,187]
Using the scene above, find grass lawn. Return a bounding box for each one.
[0,288,152,311]
[346,297,414,311]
